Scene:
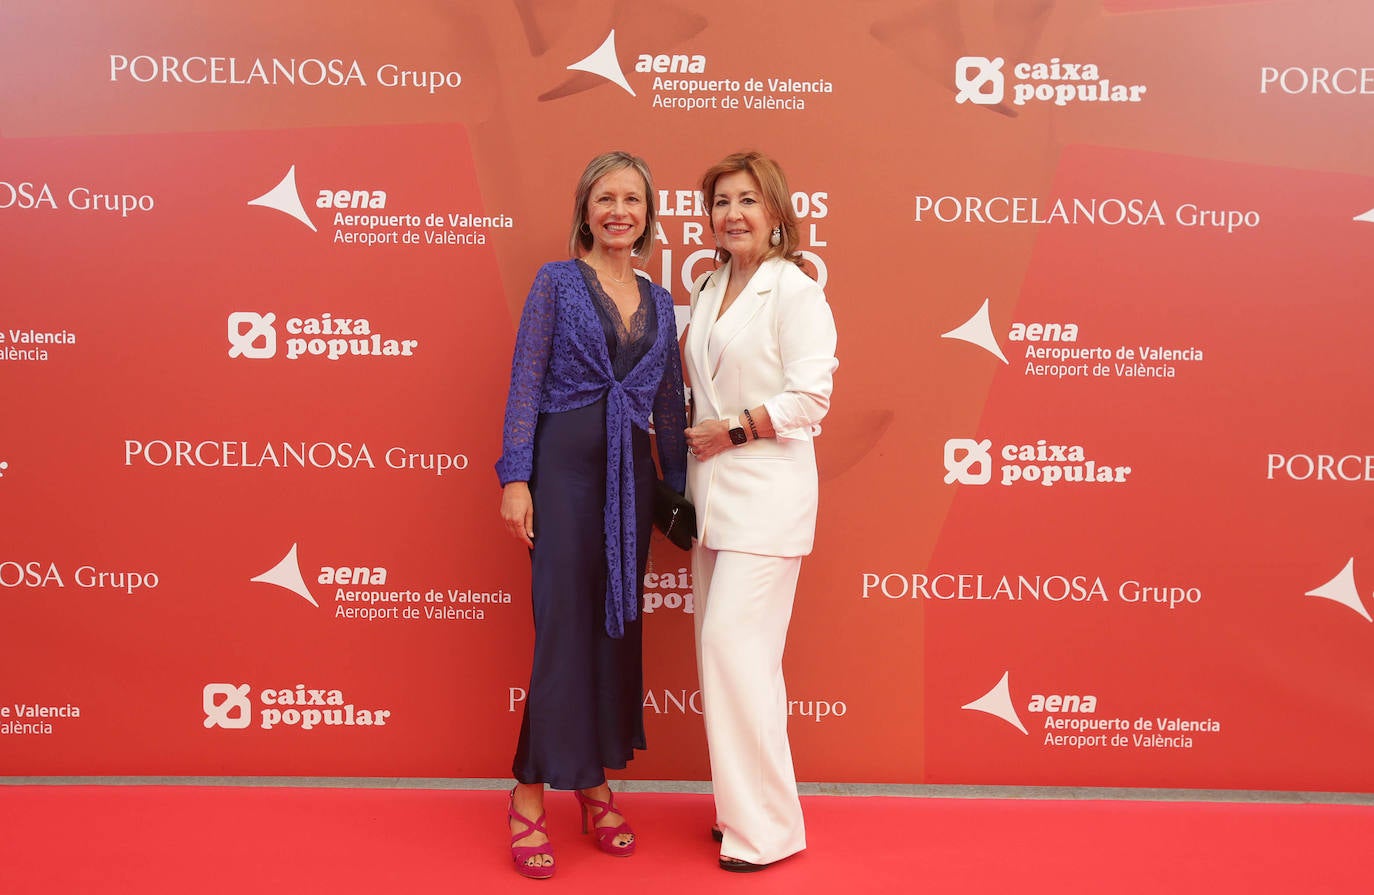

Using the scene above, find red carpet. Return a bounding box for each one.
[0,787,1368,893]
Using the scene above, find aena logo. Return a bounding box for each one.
[251,543,319,607]
[1307,558,1372,623]
[963,672,1097,736]
[565,29,707,97]
[247,165,316,231]
[247,166,389,232]
[962,671,1026,734]
[941,298,1007,363]
[251,543,390,610]
[567,30,636,96]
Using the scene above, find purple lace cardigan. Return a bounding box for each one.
[496,260,688,638]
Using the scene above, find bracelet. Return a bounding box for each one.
[742,408,759,439]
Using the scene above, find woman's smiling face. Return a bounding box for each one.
[710,170,778,266]
[585,166,648,252]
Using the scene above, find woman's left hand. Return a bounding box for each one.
[685,419,733,461]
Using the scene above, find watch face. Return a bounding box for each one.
[729,427,748,446]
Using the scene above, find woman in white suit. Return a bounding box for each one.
[683,151,838,872]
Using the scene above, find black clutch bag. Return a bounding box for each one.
[653,481,696,551]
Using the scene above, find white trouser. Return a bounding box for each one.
[692,546,806,865]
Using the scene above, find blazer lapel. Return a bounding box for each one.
[704,258,777,380]
[689,264,728,416]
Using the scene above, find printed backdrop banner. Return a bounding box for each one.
[3,0,1373,790]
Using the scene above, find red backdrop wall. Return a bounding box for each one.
[3,0,1373,790]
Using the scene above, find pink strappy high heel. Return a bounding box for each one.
[575,788,637,857]
[507,788,555,880]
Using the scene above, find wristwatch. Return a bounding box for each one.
[727,417,748,446]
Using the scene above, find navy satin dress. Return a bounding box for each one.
[512,261,658,789]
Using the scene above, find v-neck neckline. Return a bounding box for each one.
[578,258,644,334]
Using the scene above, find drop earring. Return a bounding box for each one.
[770,226,781,247]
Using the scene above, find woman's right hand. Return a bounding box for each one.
[500,482,535,548]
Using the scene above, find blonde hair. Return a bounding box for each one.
[567,151,657,260]
[700,151,802,267]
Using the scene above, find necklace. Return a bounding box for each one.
[586,259,633,285]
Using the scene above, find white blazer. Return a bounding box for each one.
[684,257,838,556]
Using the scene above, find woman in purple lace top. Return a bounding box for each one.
[495,151,687,880]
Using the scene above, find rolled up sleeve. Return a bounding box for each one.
[763,280,838,441]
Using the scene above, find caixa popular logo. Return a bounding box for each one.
[642,566,694,615]
[202,682,392,731]
[943,438,1132,487]
[227,311,418,361]
[1,181,155,217]
[955,56,1146,108]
